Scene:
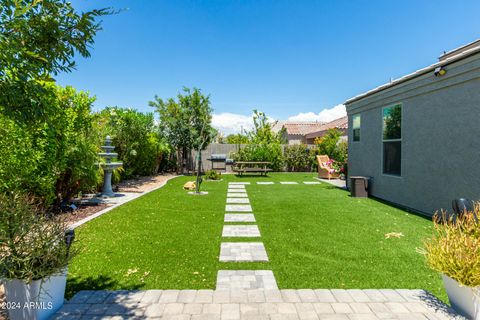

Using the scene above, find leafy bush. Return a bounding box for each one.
[0,84,101,206]
[0,192,74,281]
[314,128,348,174]
[98,108,170,179]
[284,144,314,172]
[423,207,480,287]
[204,170,221,180]
[233,144,284,171]
[231,110,285,171]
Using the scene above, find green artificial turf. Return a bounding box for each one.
[67,173,445,301]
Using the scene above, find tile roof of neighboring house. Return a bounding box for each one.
[305,116,348,139]
[345,39,480,105]
[272,121,325,135]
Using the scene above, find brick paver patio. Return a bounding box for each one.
[53,289,463,319]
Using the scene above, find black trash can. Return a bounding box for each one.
[350,176,370,198]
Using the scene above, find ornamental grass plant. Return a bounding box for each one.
[0,192,75,282]
[423,205,480,287]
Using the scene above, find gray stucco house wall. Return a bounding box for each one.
[345,49,480,216]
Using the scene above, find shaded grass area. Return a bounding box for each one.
[67,173,444,301]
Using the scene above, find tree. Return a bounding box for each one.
[249,110,285,144]
[225,133,249,144]
[314,128,342,159]
[0,0,111,121]
[150,88,215,181]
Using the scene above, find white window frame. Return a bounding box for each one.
[381,103,403,177]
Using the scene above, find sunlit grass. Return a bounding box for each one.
[67,173,444,301]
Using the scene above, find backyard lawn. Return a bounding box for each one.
[67,173,445,301]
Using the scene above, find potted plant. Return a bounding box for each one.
[0,192,75,320]
[423,206,479,319]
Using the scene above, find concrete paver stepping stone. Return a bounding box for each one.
[216,270,278,290]
[257,182,274,185]
[303,181,321,184]
[227,188,247,193]
[226,198,250,204]
[224,214,256,222]
[228,185,246,189]
[226,204,252,212]
[219,242,269,261]
[222,225,261,237]
[280,182,298,184]
[227,193,249,198]
[228,182,250,185]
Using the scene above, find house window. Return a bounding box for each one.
[382,104,402,176]
[352,114,361,142]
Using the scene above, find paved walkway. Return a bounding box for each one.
[53,288,463,319]
[53,180,464,319]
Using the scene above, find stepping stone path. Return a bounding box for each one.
[229,185,246,189]
[224,213,256,222]
[227,192,249,198]
[227,188,247,193]
[226,198,250,204]
[257,181,274,184]
[220,242,269,261]
[225,204,252,212]
[303,181,321,184]
[216,270,278,290]
[280,181,298,184]
[222,225,261,237]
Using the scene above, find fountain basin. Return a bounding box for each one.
[98,162,123,171]
[98,152,119,158]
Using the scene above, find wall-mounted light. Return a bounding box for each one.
[434,66,447,77]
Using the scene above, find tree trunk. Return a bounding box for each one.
[195,150,202,193]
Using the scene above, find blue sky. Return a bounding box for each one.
[58,0,480,133]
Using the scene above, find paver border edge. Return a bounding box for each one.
[70,175,182,229]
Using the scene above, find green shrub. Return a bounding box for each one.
[232,143,284,171]
[423,207,480,287]
[204,170,221,180]
[98,108,170,179]
[284,144,315,172]
[0,192,74,281]
[0,84,101,206]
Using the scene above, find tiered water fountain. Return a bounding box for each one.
[98,136,123,197]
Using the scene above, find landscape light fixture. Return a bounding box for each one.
[434,66,447,77]
[65,229,75,258]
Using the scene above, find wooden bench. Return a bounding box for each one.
[233,161,273,176]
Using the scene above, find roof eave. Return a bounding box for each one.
[344,46,480,105]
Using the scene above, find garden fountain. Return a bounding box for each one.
[98,136,123,197]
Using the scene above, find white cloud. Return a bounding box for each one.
[287,104,346,123]
[212,112,254,135]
